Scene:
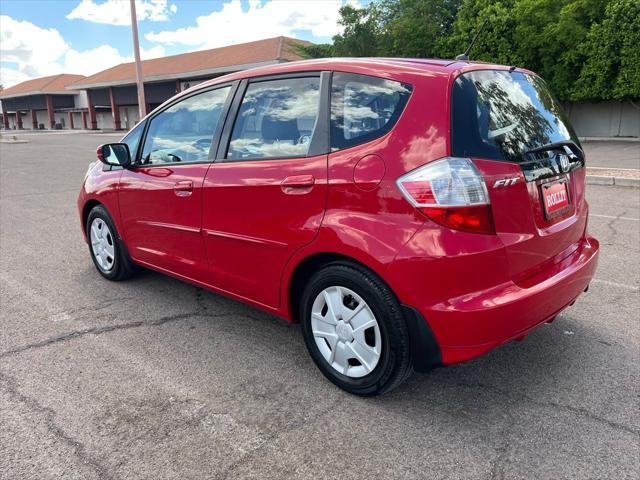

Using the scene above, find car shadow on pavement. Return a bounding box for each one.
[70,262,608,419]
[116,268,593,411]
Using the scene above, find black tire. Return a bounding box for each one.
[300,262,413,396]
[86,205,136,281]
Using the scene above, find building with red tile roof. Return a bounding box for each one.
[1,36,309,131]
[0,74,86,130]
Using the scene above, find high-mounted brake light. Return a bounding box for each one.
[397,157,495,234]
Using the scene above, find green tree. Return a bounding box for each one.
[438,0,612,100]
[332,4,382,56]
[293,42,334,59]
[512,0,608,100]
[294,0,636,102]
[573,0,640,100]
[377,0,461,57]
[297,0,460,59]
[296,5,381,58]
[435,0,518,64]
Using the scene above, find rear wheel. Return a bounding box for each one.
[300,263,412,396]
[86,205,135,281]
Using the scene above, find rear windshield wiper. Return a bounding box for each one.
[520,140,585,182]
[525,140,583,160]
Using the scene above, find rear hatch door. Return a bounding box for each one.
[451,69,587,282]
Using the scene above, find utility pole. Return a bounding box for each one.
[130,0,146,119]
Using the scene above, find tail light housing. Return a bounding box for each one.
[397,157,495,234]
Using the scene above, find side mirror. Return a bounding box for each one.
[97,143,131,167]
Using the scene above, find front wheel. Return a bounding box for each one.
[86,205,136,281]
[300,263,413,396]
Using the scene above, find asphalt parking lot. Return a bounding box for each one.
[583,140,640,170]
[1,132,638,480]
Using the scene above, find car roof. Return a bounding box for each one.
[165,57,533,110]
[185,57,523,92]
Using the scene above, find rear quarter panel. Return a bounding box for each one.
[279,70,453,318]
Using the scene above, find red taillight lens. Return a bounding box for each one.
[397,157,495,234]
[423,205,495,234]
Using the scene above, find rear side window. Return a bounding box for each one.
[451,70,579,163]
[226,77,320,160]
[330,72,412,151]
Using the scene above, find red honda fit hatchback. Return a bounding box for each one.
[78,58,599,395]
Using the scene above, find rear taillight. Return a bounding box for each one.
[397,157,494,234]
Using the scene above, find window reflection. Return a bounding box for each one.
[227,77,320,160]
[122,122,144,160]
[141,87,230,165]
[331,73,412,151]
[452,71,578,162]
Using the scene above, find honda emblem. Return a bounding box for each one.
[558,153,570,173]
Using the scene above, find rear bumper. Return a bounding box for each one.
[397,235,599,366]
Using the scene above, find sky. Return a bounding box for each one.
[0,0,363,88]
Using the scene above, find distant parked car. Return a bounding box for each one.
[78,58,599,395]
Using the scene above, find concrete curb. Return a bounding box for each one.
[580,137,640,142]
[586,175,640,187]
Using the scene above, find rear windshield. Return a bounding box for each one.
[451,70,578,163]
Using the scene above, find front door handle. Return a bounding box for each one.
[174,180,193,197]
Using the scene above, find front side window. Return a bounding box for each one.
[121,121,144,161]
[140,86,231,165]
[330,72,412,151]
[226,77,320,160]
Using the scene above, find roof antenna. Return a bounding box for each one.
[455,19,488,61]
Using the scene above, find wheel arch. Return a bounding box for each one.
[82,199,125,244]
[82,199,103,234]
[285,250,443,373]
[287,251,389,324]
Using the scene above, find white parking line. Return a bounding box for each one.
[590,214,640,222]
[592,279,640,291]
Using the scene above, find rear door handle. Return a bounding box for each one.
[174,180,193,197]
[281,175,315,188]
